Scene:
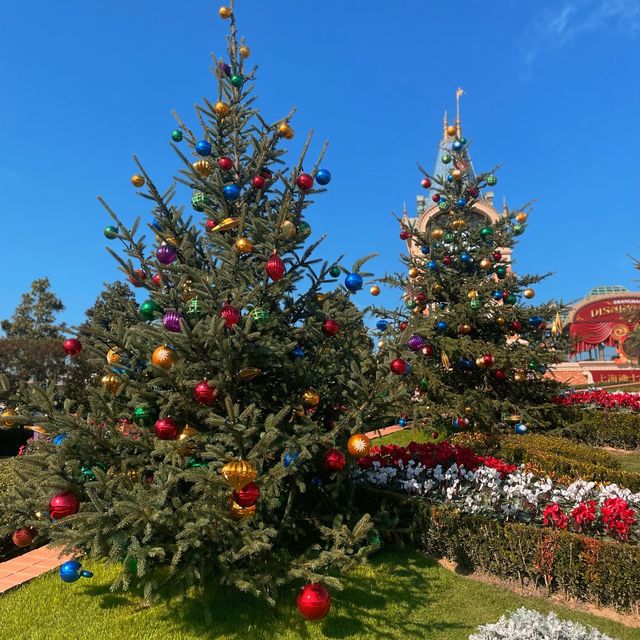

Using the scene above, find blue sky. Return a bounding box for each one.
[1,0,639,326]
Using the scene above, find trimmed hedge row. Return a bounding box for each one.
[358,486,640,612]
[563,411,640,451]
[0,458,18,562]
[452,433,640,491]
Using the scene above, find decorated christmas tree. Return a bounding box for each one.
[378,110,565,435]
[0,3,400,613]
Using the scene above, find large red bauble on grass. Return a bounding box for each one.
[324,448,346,472]
[49,491,80,520]
[390,358,408,375]
[154,417,179,440]
[12,527,36,547]
[297,583,331,620]
[232,482,260,507]
[322,319,340,337]
[63,338,82,356]
[296,173,314,191]
[193,381,218,405]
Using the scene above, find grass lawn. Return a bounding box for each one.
[374,428,431,447]
[607,448,640,474]
[0,550,636,640]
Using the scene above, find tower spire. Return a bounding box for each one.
[442,111,448,138]
[455,87,464,138]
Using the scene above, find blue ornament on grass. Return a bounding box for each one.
[376,320,388,332]
[52,433,67,446]
[398,417,408,427]
[195,140,211,156]
[223,184,240,201]
[291,346,305,359]
[435,321,448,332]
[344,272,363,292]
[515,422,528,435]
[315,169,331,185]
[59,560,93,583]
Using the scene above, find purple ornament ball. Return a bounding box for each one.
[157,244,177,265]
[407,334,425,351]
[219,62,231,77]
[162,311,182,333]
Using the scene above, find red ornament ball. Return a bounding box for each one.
[251,175,266,190]
[12,527,36,548]
[442,256,453,267]
[129,269,147,287]
[296,173,314,191]
[232,482,260,507]
[390,358,408,375]
[205,219,217,231]
[421,177,432,189]
[154,417,179,440]
[455,417,469,430]
[220,303,241,328]
[399,230,411,240]
[399,321,408,331]
[218,156,233,171]
[265,252,286,282]
[49,491,80,520]
[152,274,162,286]
[424,344,434,356]
[63,338,82,356]
[431,194,440,203]
[193,380,218,405]
[494,369,507,382]
[322,319,340,337]
[323,448,346,472]
[491,251,502,262]
[482,353,495,367]
[511,320,522,331]
[416,292,426,303]
[297,583,331,621]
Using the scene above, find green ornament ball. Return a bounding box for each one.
[188,456,208,468]
[504,293,517,305]
[230,74,244,88]
[528,359,539,371]
[297,222,312,238]
[470,299,482,310]
[406,298,416,309]
[479,226,494,239]
[329,265,341,278]
[139,299,159,321]
[171,129,183,142]
[513,224,524,236]
[438,199,450,211]
[187,298,204,316]
[103,225,118,240]
[442,153,452,164]
[191,190,210,212]
[133,406,154,428]
[81,461,106,481]
[418,378,428,391]
[495,265,508,279]
[251,307,270,324]
[486,174,497,186]
[443,232,454,243]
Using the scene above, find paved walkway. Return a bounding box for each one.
[0,546,73,594]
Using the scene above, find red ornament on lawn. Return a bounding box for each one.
[220,303,241,328]
[324,449,346,472]
[12,527,36,548]
[49,491,80,520]
[193,381,218,405]
[63,338,82,356]
[232,482,260,507]
[129,269,147,287]
[265,251,286,282]
[296,173,314,191]
[297,583,331,620]
[154,417,179,440]
[322,319,340,337]
[251,175,266,189]
[421,177,432,189]
[218,156,233,171]
[390,358,408,375]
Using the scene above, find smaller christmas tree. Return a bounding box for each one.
[377,116,566,435]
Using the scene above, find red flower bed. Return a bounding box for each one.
[554,390,640,411]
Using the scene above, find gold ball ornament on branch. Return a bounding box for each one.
[451,169,462,181]
[101,373,123,394]
[516,213,528,223]
[222,459,257,491]
[514,370,526,382]
[235,238,254,254]
[177,425,199,456]
[106,349,121,365]
[467,289,479,299]
[239,44,250,58]
[446,125,457,137]
[278,122,294,139]
[496,316,506,327]
[131,174,145,188]
[523,288,535,299]
[280,220,296,238]
[230,501,256,520]
[193,159,212,178]
[218,6,232,19]
[152,345,177,369]
[408,267,420,279]
[214,101,230,117]
[370,285,380,296]
[347,434,371,457]
[302,389,320,408]
[431,229,444,240]
[452,219,466,230]
[479,258,492,270]
[457,323,472,335]
[0,409,18,429]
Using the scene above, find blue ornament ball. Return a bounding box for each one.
[344,272,363,292]
[376,320,388,332]
[452,140,463,151]
[456,198,466,208]
[538,364,547,374]
[460,137,467,146]
[421,246,430,255]
[515,422,528,435]
[59,560,82,583]
[195,140,211,156]
[426,260,438,271]
[459,356,473,369]
[223,184,240,201]
[435,320,448,332]
[398,417,408,427]
[460,252,471,264]
[311,477,324,487]
[291,346,305,359]
[528,315,543,327]
[447,175,453,183]
[52,433,67,446]
[315,169,331,186]
[284,451,300,468]
[492,290,504,301]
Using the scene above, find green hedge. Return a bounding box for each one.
[563,411,640,451]
[357,486,640,612]
[452,433,640,491]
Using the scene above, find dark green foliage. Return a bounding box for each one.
[562,410,640,450]
[358,487,640,612]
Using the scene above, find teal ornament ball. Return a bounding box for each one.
[442,153,452,164]
[171,129,183,142]
[103,225,118,240]
[486,174,497,186]
[479,226,494,239]
[297,222,311,238]
[495,265,508,279]
[513,224,524,236]
[230,74,244,88]
[251,308,270,324]
[329,265,341,278]
[139,299,160,321]
[504,293,517,305]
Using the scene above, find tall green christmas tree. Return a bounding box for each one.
[378,111,565,434]
[0,4,399,611]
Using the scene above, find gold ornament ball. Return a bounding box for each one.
[433,284,443,294]
[193,159,212,178]
[230,501,256,520]
[496,316,506,326]
[222,459,257,491]
[214,101,230,117]
[377,340,384,349]
[280,220,296,238]
[101,373,122,394]
[451,169,462,181]
[302,389,320,408]
[431,229,443,240]
[131,174,145,188]
[218,6,232,19]
[239,45,250,58]
[370,285,381,296]
[177,425,199,456]
[475,357,487,369]
[464,406,473,415]
[106,348,121,365]
[235,238,254,254]
[452,219,466,230]
[0,408,18,429]
[514,370,526,383]
[278,122,294,139]
[152,345,177,369]
[523,288,535,299]
[458,323,472,335]
[347,434,372,457]
[467,289,479,299]
[446,125,457,137]
[516,213,528,223]
[479,258,492,270]
[181,279,194,302]
[408,267,420,278]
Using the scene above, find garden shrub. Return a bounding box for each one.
[357,486,640,612]
[469,607,614,640]
[563,411,640,451]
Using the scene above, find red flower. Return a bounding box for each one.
[601,497,636,541]
[480,456,517,476]
[543,502,569,529]
[570,500,596,529]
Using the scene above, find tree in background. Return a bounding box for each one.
[377,127,565,435]
[0,4,400,613]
